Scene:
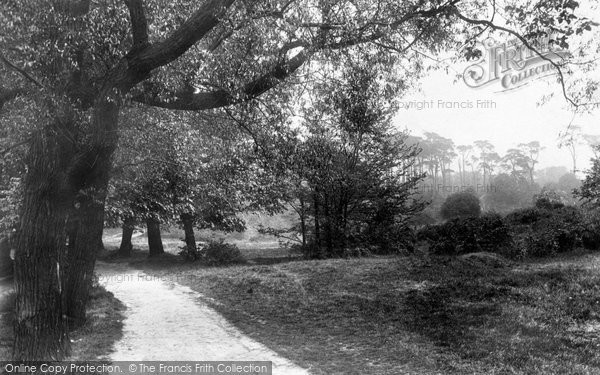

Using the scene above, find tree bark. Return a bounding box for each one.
[118,218,135,257]
[13,129,73,360]
[147,218,164,257]
[61,101,117,328]
[312,192,321,259]
[299,198,307,248]
[13,98,118,359]
[64,194,106,327]
[181,213,197,258]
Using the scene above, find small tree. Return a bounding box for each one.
[263,60,424,257]
[576,148,600,207]
[440,190,481,220]
[486,173,535,213]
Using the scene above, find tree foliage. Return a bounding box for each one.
[440,189,481,220]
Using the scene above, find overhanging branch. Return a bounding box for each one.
[124,0,149,49]
[132,1,458,111]
[127,0,236,73]
[133,48,311,110]
[0,54,43,89]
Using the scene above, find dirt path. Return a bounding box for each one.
[96,262,310,374]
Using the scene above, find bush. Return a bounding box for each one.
[203,240,245,266]
[419,203,593,259]
[534,190,566,210]
[509,205,583,258]
[364,223,416,255]
[581,210,600,250]
[505,207,547,225]
[417,213,511,256]
[440,190,481,220]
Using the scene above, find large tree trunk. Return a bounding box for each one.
[118,217,135,257]
[62,101,117,328]
[147,219,164,257]
[63,195,106,327]
[13,101,118,359]
[13,129,73,360]
[181,213,197,258]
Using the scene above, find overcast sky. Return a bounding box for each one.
[394,5,600,176]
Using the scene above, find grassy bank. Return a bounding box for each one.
[141,251,600,375]
[0,283,125,360]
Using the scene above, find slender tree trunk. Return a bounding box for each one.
[299,198,307,248]
[181,213,197,258]
[341,200,348,252]
[118,217,135,257]
[313,192,321,258]
[323,192,333,255]
[147,218,164,257]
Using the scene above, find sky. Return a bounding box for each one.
[393,4,600,177]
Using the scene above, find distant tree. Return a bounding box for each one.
[423,132,455,186]
[502,148,528,178]
[518,141,544,184]
[456,145,473,186]
[535,166,570,186]
[557,173,581,194]
[486,173,534,212]
[440,190,481,220]
[474,140,494,186]
[558,125,582,174]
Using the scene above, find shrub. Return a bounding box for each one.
[504,207,547,225]
[581,210,600,250]
[509,205,583,258]
[440,190,481,220]
[202,240,245,266]
[420,204,589,259]
[417,213,511,256]
[364,223,416,255]
[534,190,566,210]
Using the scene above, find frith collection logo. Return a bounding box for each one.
[463,35,570,91]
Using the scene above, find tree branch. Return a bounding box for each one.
[124,0,149,49]
[132,1,457,111]
[133,48,310,110]
[0,54,43,88]
[127,0,236,73]
[54,0,91,17]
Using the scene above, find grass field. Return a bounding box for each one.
[0,282,125,361]
[101,211,302,261]
[135,250,600,375]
